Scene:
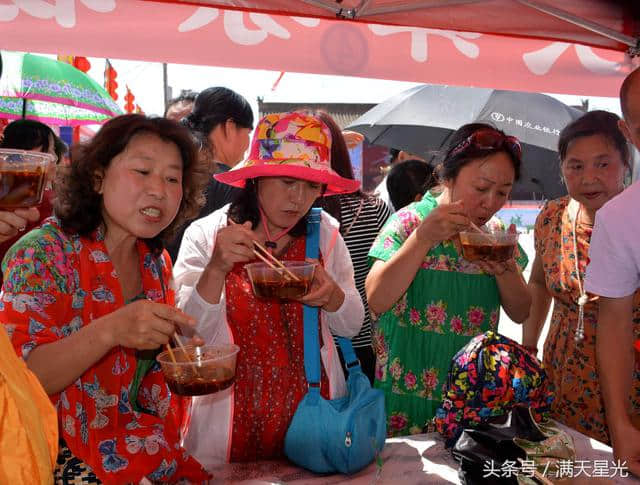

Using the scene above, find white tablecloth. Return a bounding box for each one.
[208,423,639,484]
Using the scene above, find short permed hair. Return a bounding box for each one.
[55,114,208,254]
[558,110,629,168]
[164,90,199,117]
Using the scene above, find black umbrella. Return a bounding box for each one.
[348,85,584,201]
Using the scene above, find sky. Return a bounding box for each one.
[77,56,622,122]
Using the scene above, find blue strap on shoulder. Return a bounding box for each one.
[303,208,359,393]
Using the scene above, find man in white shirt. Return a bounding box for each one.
[585,67,640,476]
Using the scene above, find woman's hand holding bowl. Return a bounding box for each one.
[0,208,40,242]
[298,259,344,312]
[472,225,519,276]
[473,258,518,276]
[416,200,470,246]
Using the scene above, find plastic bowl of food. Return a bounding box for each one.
[459,229,518,263]
[0,149,55,209]
[245,261,317,300]
[157,344,240,396]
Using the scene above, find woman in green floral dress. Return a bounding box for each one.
[366,123,531,436]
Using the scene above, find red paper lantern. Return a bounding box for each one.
[124,87,135,114]
[104,60,118,101]
[73,56,91,73]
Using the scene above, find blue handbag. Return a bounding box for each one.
[284,208,387,474]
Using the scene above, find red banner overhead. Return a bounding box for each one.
[0,1,636,96]
[151,0,640,53]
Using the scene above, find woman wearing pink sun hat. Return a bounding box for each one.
[173,112,365,469]
[214,112,360,194]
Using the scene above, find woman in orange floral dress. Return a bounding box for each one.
[523,110,640,444]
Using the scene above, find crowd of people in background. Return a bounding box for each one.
[0,67,639,483]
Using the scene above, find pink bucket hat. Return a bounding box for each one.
[215,112,360,195]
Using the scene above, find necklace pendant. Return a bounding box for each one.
[575,302,585,342]
[264,241,277,249]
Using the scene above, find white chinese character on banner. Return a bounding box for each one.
[224,11,291,45]
[0,0,115,28]
[177,6,219,32]
[515,119,524,127]
[368,24,481,62]
[178,7,319,46]
[523,42,621,75]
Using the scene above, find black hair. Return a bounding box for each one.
[164,89,199,116]
[558,110,630,168]
[181,87,253,151]
[0,119,68,162]
[436,122,521,182]
[227,178,308,238]
[56,114,206,255]
[387,159,437,210]
[389,148,401,164]
[305,109,375,225]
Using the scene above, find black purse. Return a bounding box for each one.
[452,406,574,485]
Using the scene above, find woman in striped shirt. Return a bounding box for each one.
[316,111,392,384]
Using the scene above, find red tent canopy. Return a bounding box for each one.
[151,0,640,52]
[1,0,637,96]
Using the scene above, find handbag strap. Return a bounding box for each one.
[303,208,359,392]
[341,198,365,238]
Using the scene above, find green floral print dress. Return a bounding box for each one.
[368,195,528,437]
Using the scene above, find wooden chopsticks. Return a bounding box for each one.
[228,219,300,281]
[165,332,201,376]
[252,240,301,282]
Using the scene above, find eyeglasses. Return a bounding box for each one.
[449,129,522,161]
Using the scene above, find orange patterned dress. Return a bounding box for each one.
[535,196,640,444]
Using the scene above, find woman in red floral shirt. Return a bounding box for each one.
[0,114,209,484]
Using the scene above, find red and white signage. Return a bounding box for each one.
[0,1,635,96]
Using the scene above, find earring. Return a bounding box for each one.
[94,175,103,194]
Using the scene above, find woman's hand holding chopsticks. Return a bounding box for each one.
[104,300,197,350]
[226,219,300,280]
[207,220,256,274]
[197,220,256,304]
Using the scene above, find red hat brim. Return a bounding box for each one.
[215,163,360,196]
